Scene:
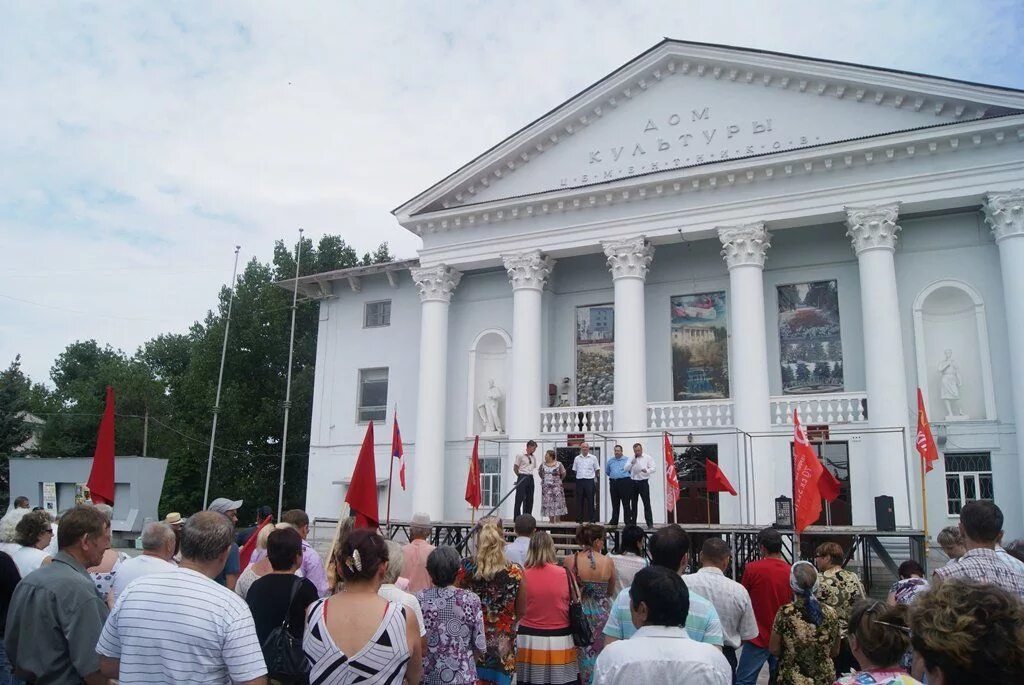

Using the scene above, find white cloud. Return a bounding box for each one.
[1,0,1021,382]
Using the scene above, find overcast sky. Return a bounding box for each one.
[2,1,1022,384]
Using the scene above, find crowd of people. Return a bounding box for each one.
[0,494,1021,685]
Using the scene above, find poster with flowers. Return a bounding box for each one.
[576,304,614,406]
[777,280,844,394]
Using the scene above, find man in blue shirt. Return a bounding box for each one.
[605,444,633,527]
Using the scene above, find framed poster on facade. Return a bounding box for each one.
[670,291,729,399]
[777,279,844,394]
[576,304,614,406]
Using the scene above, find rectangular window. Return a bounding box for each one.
[480,458,502,509]
[944,452,993,515]
[364,300,391,328]
[357,368,388,423]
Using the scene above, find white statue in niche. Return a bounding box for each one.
[939,349,967,419]
[477,379,504,433]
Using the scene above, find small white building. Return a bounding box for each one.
[288,40,1024,537]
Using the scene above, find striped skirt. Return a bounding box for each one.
[515,625,579,685]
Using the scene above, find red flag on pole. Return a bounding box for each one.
[916,388,939,473]
[818,466,842,502]
[86,386,116,505]
[391,412,406,490]
[792,410,825,533]
[705,458,737,496]
[346,421,379,529]
[239,514,273,570]
[664,432,680,512]
[465,436,482,510]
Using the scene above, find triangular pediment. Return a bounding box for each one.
[396,40,1024,219]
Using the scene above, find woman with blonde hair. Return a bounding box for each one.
[235,522,294,599]
[325,515,355,593]
[516,531,578,685]
[455,521,525,685]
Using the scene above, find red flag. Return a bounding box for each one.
[239,514,273,570]
[818,466,842,502]
[664,432,680,512]
[705,458,737,496]
[792,411,824,533]
[916,388,939,473]
[465,436,482,510]
[86,386,116,505]
[391,412,406,490]
[346,422,379,529]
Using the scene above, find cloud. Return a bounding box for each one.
[1,0,1021,382]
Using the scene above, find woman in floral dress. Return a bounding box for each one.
[563,524,616,685]
[455,522,526,685]
[769,561,842,685]
[539,450,567,522]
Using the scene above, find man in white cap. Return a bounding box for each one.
[401,513,435,594]
[208,497,243,590]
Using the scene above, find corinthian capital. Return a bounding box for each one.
[502,250,555,291]
[983,189,1024,242]
[410,264,462,303]
[602,236,654,280]
[845,203,901,255]
[718,223,770,269]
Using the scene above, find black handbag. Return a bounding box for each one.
[262,577,311,682]
[566,561,594,647]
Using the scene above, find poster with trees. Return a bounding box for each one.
[777,279,844,394]
[670,292,729,400]
[576,304,614,406]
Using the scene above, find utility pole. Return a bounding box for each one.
[277,229,303,520]
[142,405,149,457]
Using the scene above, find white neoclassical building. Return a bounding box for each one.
[289,40,1024,537]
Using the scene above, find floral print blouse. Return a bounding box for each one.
[772,600,841,685]
[415,585,487,685]
[455,560,524,679]
[816,567,865,638]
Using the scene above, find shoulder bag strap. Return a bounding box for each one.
[281,576,305,630]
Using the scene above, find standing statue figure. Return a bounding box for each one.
[939,349,965,418]
[477,379,504,433]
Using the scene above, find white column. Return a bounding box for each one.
[602,237,654,434]
[718,223,774,524]
[410,264,462,520]
[845,204,912,526]
[984,189,1024,516]
[502,250,554,441]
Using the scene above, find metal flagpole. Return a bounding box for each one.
[385,406,396,531]
[203,245,241,510]
[920,450,930,569]
[277,229,304,520]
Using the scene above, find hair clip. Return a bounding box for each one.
[872,619,911,634]
[351,549,362,572]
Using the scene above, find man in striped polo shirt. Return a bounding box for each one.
[97,511,268,684]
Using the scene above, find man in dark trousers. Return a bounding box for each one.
[604,444,632,526]
[513,440,538,517]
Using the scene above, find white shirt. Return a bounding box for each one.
[610,553,648,589]
[111,554,177,603]
[626,453,656,481]
[594,625,731,685]
[10,546,50,579]
[97,567,267,684]
[573,454,600,480]
[682,567,759,649]
[379,583,427,637]
[505,536,530,567]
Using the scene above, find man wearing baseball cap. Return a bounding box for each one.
[208,497,243,590]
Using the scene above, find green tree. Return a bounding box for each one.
[795,362,810,383]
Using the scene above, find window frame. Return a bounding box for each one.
[943,452,993,516]
[356,367,389,424]
[363,300,392,329]
[478,457,502,510]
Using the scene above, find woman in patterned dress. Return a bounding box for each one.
[563,523,617,685]
[769,560,842,685]
[539,450,567,522]
[814,542,866,676]
[455,522,525,685]
[416,546,487,685]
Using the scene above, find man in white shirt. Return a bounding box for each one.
[111,521,177,603]
[97,511,268,685]
[505,514,535,566]
[513,440,538,517]
[595,565,730,685]
[683,538,758,677]
[626,443,655,528]
[572,442,600,523]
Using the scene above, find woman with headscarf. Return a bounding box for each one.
[769,560,842,685]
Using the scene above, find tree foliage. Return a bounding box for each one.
[5,235,393,522]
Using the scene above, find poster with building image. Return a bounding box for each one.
[777,279,844,394]
[576,304,614,405]
[670,292,729,399]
